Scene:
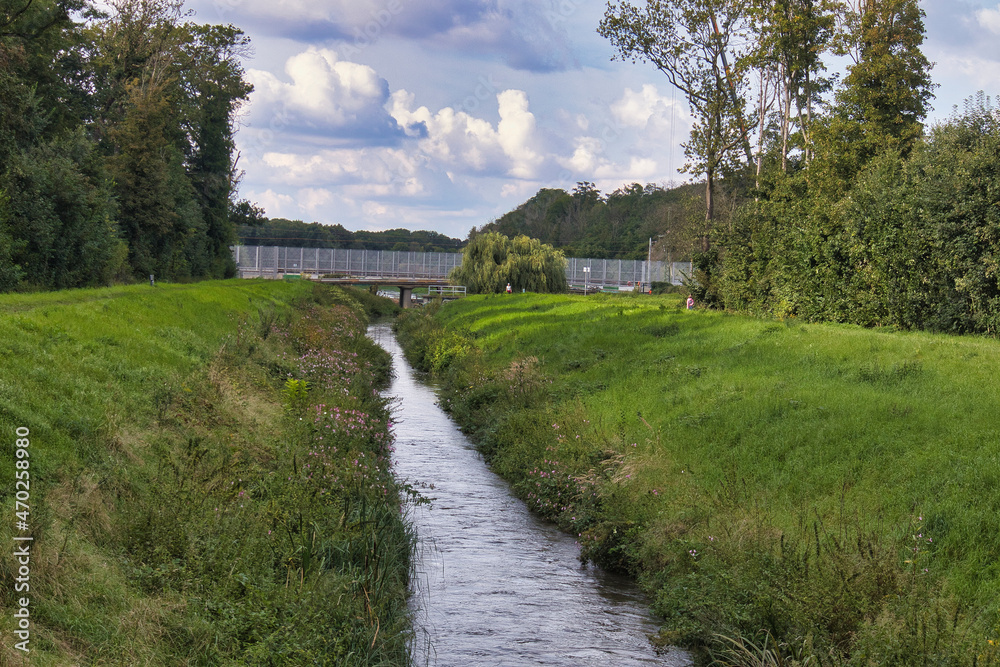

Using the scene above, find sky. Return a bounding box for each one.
[184,0,1000,240]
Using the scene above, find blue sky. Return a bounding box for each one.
[187,0,1000,240]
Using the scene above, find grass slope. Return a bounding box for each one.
[396,292,1000,665]
[0,280,410,665]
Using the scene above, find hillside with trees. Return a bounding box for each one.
[475,180,714,261]
[233,206,465,252]
[0,0,251,291]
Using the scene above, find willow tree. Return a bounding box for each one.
[450,232,567,294]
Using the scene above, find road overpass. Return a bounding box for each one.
[231,245,692,307]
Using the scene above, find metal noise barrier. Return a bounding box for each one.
[231,246,692,287]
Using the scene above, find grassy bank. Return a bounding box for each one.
[0,280,410,665]
[396,293,1000,665]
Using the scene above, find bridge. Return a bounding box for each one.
[231,245,692,308]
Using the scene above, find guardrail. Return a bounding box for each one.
[427,285,467,298]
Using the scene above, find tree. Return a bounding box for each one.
[91,0,252,280]
[2,129,126,289]
[750,0,837,169]
[600,0,754,249]
[827,0,934,167]
[0,188,25,290]
[179,23,253,277]
[449,232,567,294]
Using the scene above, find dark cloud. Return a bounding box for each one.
[390,0,497,38]
[434,2,578,72]
[193,0,578,72]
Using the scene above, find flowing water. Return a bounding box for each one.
[369,324,692,667]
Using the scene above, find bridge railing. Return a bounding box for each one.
[231,246,692,287]
[232,246,462,280]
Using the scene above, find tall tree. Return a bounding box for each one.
[750,0,836,169]
[179,23,252,277]
[91,0,252,280]
[829,0,934,165]
[600,0,754,250]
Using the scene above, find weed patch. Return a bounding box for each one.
[0,281,412,664]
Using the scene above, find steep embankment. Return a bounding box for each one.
[396,293,1000,666]
[0,281,410,665]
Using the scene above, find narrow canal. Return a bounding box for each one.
[369,324,692,667]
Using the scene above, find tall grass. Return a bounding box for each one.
[0,281,412,665]
[396,292,1000,665]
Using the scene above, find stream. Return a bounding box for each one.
[369,324,692,667]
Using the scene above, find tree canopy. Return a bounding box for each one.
[0,0,252,291]
[592,0,1000,336]
[449,232,568,294]
[236,216,465,253]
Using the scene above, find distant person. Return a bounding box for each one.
[686,295,694,310]
[506,283,512,294]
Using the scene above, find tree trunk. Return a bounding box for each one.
[703,168,714,253]
[782,63,791,172]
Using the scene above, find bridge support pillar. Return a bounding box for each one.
[398,286,413,309]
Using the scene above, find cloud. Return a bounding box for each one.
[257,147,424,192]
[246,47,404,142]
[976,4,1000,34]
[298,188,334,214]
[432,1,577,72]
[389,88,544,179]
[611,84,678,129]
[927,53,1000,101]
[196,0,576,72]
[497,90,544,178]
[241,188,295,220]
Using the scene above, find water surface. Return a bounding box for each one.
[370,324,691,667]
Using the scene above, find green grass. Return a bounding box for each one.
[396,292,1000,665]
[0,280,412,665]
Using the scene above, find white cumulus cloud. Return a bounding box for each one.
[247,48,402,140]
[389,88,545,180]
[611,84,679,129]
[497,90,544,179]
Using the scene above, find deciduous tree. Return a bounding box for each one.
[600,0,754,250]
[450,232,568,294]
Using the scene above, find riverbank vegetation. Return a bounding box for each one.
[396,292,1000,665]
[0,280,411,664]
